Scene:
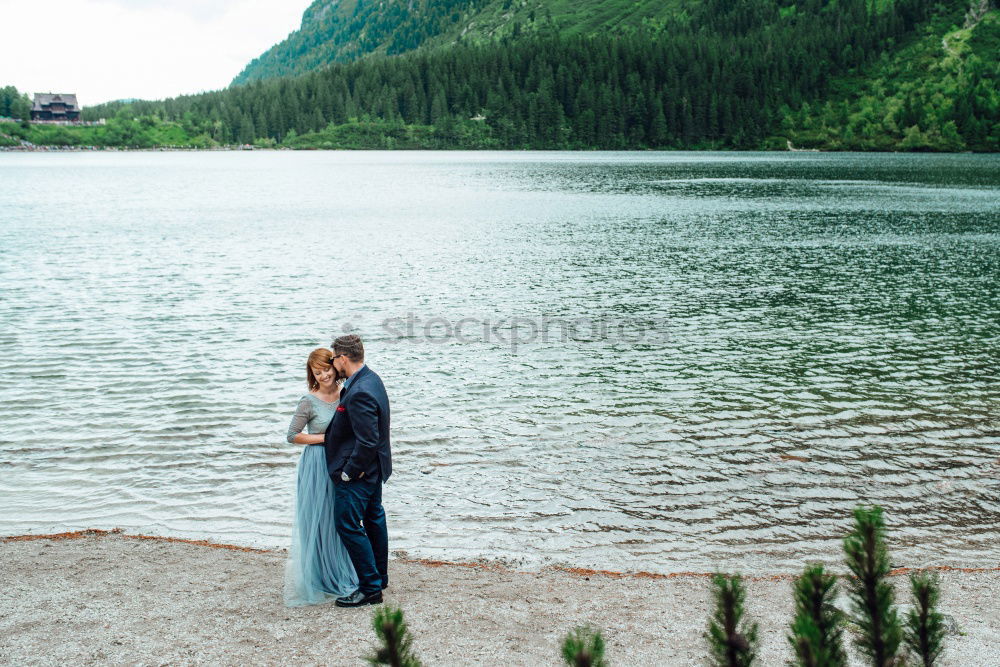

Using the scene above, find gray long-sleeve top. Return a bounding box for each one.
[286,393,340,444]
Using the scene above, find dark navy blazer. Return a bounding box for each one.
[324,365,392,483]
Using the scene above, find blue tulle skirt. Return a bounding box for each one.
[283,445,359,606]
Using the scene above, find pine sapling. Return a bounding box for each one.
[788,563,847,666]
[368,605,421,667]
[790,616,822,667]
[561,626,606,667]
[842,505,903,666]
[707,572,759,666]
[905,570,946,666]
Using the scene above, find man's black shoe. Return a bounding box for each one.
[335,589,383,608]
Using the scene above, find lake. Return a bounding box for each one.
[1,150,997,574]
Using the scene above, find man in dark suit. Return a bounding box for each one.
[324,334,392,607]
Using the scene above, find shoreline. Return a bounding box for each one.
[1,144,994,154]
[2,530,998,665]
[4,528,1000,582]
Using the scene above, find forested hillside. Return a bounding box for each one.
[233,0,485,84]
[783,0,998,150]
[7,0,995,151]
[74,0,997,151]
[232,0,689,85]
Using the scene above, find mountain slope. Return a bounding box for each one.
[76,0,996,152]
[781,0,999,150]
[232,0,687,85]
[233,0,481,84]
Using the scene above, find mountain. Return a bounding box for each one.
[72,0,998,152]
[783,0,999,150]
[232,0,688,85]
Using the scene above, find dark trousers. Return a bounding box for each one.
[332,477,388,594]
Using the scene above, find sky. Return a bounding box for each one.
[0,0,306,106]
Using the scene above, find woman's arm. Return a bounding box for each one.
[292,432,325,445]
[286,397,325,445]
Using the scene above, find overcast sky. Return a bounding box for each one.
[0,0,306,105]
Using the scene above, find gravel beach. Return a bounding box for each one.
[1,531,997,666]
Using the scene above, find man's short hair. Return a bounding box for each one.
[332,334,365,362]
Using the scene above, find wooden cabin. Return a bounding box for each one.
[31,93,81,121]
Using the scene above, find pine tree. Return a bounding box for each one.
[561,627,606,667]
[707,573,759,666]
[368,605,421,667]
[238,113,256,144]
[904,570,946,666]
[649,98,668,147]
[842,506,903,666]
[788,564,847,667]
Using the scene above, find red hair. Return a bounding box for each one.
[305,348,334,391]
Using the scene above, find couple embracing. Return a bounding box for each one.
[284,334,391,608]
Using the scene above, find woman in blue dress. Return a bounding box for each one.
[283,348,359,606]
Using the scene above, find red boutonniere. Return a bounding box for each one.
[336,405,346,412]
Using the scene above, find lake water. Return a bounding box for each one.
[1,150,998,574]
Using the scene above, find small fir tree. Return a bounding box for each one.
[905,570,946,666]
[707,573,759,666]
[842,505,903,666]
[788,563,847,666]
[561,626,606,667]
[368,605,421,667]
